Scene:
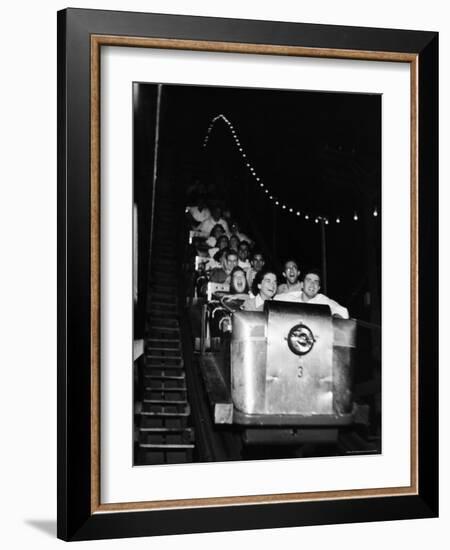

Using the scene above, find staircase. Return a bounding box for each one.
[135,189,195,465]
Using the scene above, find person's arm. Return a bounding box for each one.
[220,219,230,235]
[241,297,255,311]
[329,299,349,319]
[198,219,211,238]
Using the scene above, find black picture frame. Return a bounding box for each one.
[57,8,438,541]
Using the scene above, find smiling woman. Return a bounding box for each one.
[242,268,278,310]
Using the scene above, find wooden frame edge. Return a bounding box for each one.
[91,34,101,513]
[89,34,420,515]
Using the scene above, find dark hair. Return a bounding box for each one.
[213,248,227,263]
[229,234,240,247]
[283,258,299,271]
[225,247,239,260]
[251,266,277,296]
[229,266,249,294]
[251,250,265,262]
[302,268,321,283]
[209,223,225,237]
[238,240,250,249]
[216,235,229,248]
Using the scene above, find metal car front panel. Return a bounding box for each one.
[231,311,267,414]
[265,301,334,414]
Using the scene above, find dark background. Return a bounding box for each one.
[133,82,381,334]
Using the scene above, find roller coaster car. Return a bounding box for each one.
[201,300,360,439]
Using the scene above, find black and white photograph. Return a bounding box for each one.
[133,82,382,466]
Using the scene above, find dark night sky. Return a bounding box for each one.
[135,82,381,321]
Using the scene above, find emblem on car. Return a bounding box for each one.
[287,323,315,355]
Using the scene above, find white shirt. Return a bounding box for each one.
[238,259,251,271]
[187,205,211,223]
[231,231,253,246]
[277,281,303,295]
[198,216,230,237]
[246,268,257,288]
[274,291,349,319]
[255,294,265,309]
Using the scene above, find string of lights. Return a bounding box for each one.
[202,113,379,223]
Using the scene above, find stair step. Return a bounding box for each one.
[147,337,180,345]
[152,269,178,278]
[148,292,178,302]
[145,385,186,393]
[138,426,192,433]
[145,379,186,390]
[148,317,179,327]
[146,346,181,354]
[141,403,191,416]
[147,330,180,341]
[145,358,183,368]
[152,271,177,279]
[149,284,178,296]
[153,254,176,262]
[139,450,192,464]
[147,322,179,330]
[148,318,179,327]
[147,329,180,337]
[148,293,177,303]
[140,416,187,430]
[153,246,176,255]
[145,350,183,359]
[144,390,186,401]
[144,369,185,380]
[146,343,181,352]
[152,264,178,273]
[140,430,193,443]
[149,302,178,311]
[153,234,177,242]
[149,292,178,300]
[139,443,194,449]
[143,397,188,405]
[155,227,177,235]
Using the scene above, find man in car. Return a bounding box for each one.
[246,251,265,289]
[276,268,349,318]
[209,248,239,284]
[277,258,303,295]
[237,240,251,271]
